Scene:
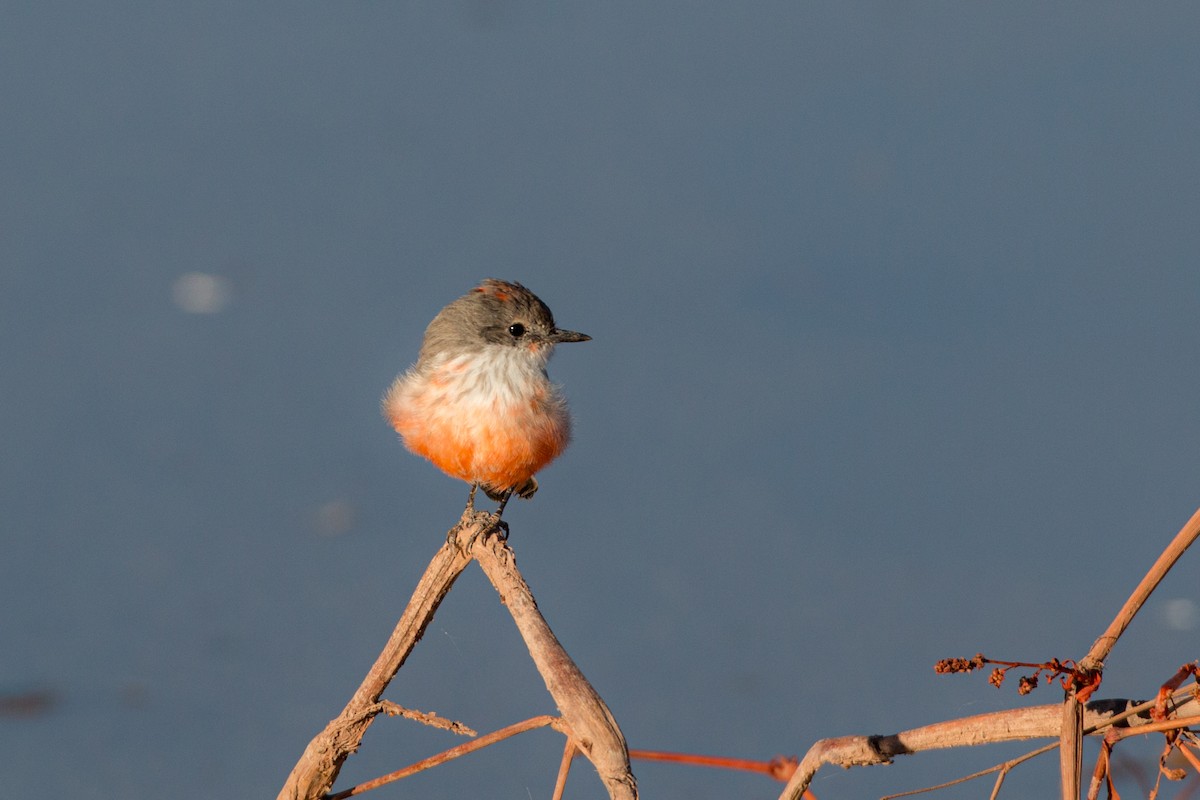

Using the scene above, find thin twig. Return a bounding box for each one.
[1080,506,1200,672]
[552,738,578,800]
[1107,714,1200,741]
[988,762,1008,800]
[881,743,1058,799]
[1084,737,1112,800]
[325,715,564,799]
[1175,740,1200,776]
[376,700,476,736]
[629,749,798,780]
[279,508,637,800]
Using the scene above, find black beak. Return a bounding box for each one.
[550,328,591,343]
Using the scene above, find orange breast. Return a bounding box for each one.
[385,368,571,492]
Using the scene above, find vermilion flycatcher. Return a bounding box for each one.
[383,279,590,515]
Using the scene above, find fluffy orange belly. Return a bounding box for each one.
[385,373,570,492]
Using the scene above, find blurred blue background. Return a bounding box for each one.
[3,3,1199,798]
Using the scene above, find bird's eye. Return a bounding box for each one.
[508,323,526,338]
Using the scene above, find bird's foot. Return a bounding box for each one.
[448,484,509,549]
[448,514,508,550]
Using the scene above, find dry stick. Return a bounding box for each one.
[775,692,1200,800]
[1059,698,1084,800]
[878,742,1059,799]
[552,739,578,800]
[1080,506,1200,671]
[988,747,1050,800]
[775,507,1200,800]
[277,518,477,800]
[1107,714,1200,742]
[629,750,797,780]
[1082,715,1200,800]
[326,715,565,799]
[1059,505,1200,800]
[278,509,637,800]
[1083,740,1112,800]
[883,691,1200,800]
[376,700,477,736]
[471,528,638,800]
[1173,733,1200,776]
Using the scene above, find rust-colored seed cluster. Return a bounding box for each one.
[933,654,986,674]
[935,653,1091,698]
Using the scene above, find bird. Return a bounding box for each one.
[383,279,590,517]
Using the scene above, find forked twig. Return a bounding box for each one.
[325,715,565,799]
[1061,505,1200,800]
[778,499,1200,800]
[777,694,1196,800]
[852,689,1200,800]
[278,510,637,800]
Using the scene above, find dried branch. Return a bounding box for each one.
[1060,505,1200,799]
[879,742,1059,799]
[776,692,1200,800]
[277,509,637,800]
[1059,695,1084,800]
[552,738,579,800]
[376,700,476,736]
[628,749,799,781]
[1080,506,1200,672]
[326,715,565,799]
